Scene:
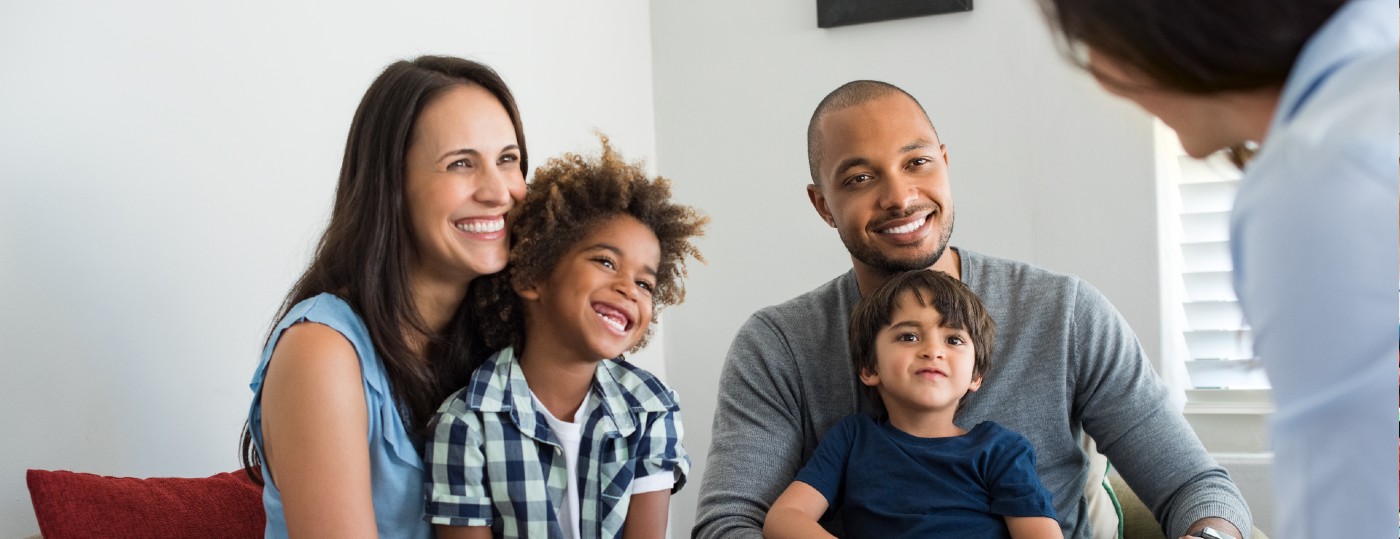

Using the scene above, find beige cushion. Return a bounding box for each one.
[1081,436,1122,538]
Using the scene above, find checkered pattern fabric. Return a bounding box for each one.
[424,347,689,538]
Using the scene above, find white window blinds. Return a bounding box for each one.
[1168,152,1270,390]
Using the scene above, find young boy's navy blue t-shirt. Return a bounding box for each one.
[794,414,1056,538]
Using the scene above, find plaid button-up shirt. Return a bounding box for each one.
[424,347,689,538]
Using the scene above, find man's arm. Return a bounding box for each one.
[1180,517,1242,539]
[693,314,809,539]
[1067,282,1252,538]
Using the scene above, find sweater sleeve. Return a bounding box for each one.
[692,313,809,539]
[1068,281,1253,537]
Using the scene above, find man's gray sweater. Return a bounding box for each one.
[693,248,1250,538]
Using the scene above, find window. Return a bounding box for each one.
[1156,123,1271,396]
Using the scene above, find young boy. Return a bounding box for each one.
[424,137,707,539]
[764,270,1062,539]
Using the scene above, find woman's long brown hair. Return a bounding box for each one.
[239,56,528,484]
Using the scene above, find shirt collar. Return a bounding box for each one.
[1274,0,1398,129]
[463,347,679,441]
[592,356,680,435]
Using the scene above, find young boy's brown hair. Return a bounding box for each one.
[847,269,996,413]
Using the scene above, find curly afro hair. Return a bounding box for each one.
[474,135,707,355]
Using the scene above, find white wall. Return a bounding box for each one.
[0,2,660,536]
[648,1,1163,533]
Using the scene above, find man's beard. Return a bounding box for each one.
[840,209,955,273]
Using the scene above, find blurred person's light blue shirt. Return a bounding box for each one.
[1230,0,1398,537]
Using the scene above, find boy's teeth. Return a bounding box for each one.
[456,219,504,233]
[596,311,626,332]
[881,217,925,235]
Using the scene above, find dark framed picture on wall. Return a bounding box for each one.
[817,0,973,28]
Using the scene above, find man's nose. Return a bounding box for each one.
[877,171,918,211]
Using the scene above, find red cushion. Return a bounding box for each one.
[26,468,265,539]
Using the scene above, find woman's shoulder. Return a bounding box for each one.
[256,293,388,394]
[258,303,365,386]
[274,294,376,361]
[279,293,363,334]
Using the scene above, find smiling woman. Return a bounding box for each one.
[241,56,528,539]
[403,83,525,296]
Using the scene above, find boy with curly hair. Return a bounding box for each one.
[764,270,1059,539]
[424,136,707,539]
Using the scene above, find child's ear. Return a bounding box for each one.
[515,279,542,302]
[968,375,983,393]
[858,367,880,388]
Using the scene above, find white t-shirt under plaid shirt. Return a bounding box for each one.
[424,346,690,538]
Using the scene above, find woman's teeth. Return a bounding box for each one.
[456,219,504,233]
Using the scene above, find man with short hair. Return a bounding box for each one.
[692,80,1252,539]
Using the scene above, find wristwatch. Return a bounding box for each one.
[1198,527,1237,539]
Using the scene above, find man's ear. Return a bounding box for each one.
[940,143,949,170]
[858,366,880,388]
[807,183,836,228]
